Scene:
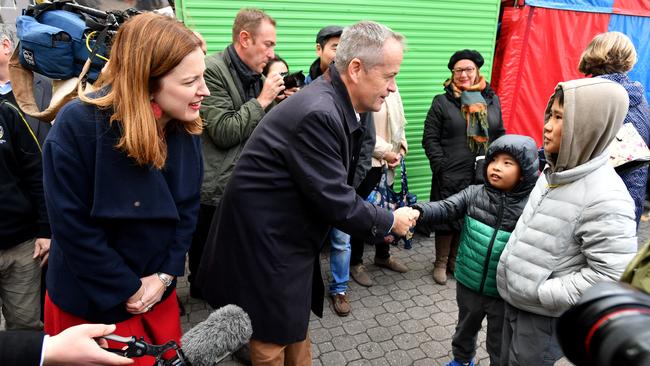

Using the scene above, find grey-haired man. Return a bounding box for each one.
[197,21,418,365]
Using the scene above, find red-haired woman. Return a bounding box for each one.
[42,13,209,365]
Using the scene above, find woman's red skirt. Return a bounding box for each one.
[44,290,182,366]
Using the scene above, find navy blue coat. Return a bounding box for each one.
[43,100,202,323]
[197,66,394,344]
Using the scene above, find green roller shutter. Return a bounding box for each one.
[177,0,500,201]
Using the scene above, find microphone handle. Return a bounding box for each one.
[214,351,233,364]
[103,334,135,343]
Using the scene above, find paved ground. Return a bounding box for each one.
[178,209,650,366]
[1,211,645,364]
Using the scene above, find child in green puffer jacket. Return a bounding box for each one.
[413,134,538,366]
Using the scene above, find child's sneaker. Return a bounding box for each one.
[444,359,475,366]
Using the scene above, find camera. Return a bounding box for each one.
[281,70,306,90]
[103,334,191,366]
[557,282,650,366]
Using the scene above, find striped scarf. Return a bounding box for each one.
[446,75,489,153]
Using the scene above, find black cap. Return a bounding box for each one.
[316,25,343,45]
[447,49,484,70]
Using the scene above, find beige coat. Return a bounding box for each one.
[372,89,408,185]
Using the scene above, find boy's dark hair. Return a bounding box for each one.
[262,54,288,76]
[485,134,539,189]
[488,150,522,172]
[550,87,565,107]
[490,150,518,162]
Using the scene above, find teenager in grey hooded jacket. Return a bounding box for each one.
[496,78,637,366]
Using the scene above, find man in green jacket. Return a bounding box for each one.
[189,8,292,298]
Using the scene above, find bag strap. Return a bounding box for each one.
[1,100,42,152]
[24,1,60,18]
[399,158,409,194]
[86,21,112,72]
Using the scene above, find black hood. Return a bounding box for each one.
[484,134,539,194]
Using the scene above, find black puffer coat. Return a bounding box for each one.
[414,134,539,296]
[422,83,505,231]
[417,134,539,230]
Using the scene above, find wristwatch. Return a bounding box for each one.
[156,272,174,288]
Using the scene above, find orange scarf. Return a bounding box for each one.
[445,75,489,152]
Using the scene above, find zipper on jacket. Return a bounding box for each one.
[479,192,505,294]
[529,185,551,219]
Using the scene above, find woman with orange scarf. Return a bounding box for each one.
[422,49,505,285]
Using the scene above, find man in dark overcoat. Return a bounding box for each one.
[197,21,418,365]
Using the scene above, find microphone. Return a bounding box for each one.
[181,304,253,366]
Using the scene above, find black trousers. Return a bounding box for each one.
[350,167,388,266]
[188,203,217,290]
[452,282,505,364]
[500,303,563,366]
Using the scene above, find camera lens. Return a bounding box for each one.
[588,310,650,366]
[557,282,650,366]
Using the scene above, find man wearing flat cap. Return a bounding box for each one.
[304,25,343,84]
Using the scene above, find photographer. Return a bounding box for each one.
[262,55,304,103]
[262,55,288,77]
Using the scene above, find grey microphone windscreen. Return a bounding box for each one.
[181,304,253,366]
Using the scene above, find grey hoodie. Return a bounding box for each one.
[544,78,629,173]
[497,78,637,317]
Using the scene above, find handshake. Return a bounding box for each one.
[390,207,420,236]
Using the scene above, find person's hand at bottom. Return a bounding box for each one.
[44,324,133,366]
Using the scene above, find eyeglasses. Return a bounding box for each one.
[453,67,476,75]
